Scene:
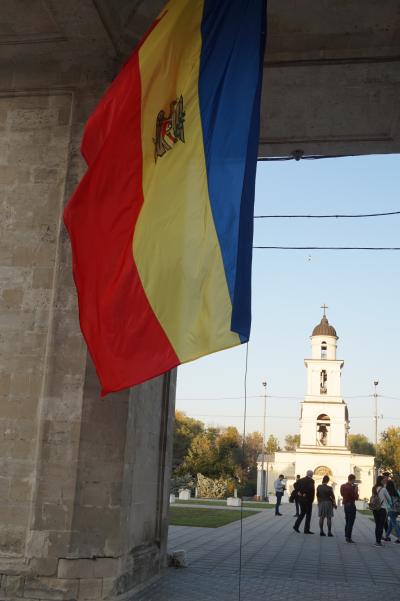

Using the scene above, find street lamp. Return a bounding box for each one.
[261,381,267,501]
[373,379,379,479]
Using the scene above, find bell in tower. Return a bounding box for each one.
[316,414,330,446]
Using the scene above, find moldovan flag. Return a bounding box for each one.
[64,0,266,395]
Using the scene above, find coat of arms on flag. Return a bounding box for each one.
[154,95,185,161]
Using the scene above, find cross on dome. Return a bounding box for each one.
[320,303,328,317]
[312,305,338,338]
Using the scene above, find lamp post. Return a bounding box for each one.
[261,381,267,501]
[373,379,379,479]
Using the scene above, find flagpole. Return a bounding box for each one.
[262,381,267,501]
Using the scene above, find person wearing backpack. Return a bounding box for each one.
[383,479,400,543]
[370,475,391,547]
[382,472,392,533]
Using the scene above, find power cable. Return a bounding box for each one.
[254,211,400,219]
[176,413,400,420]
[176,394,379,401]
[253,246,400,250]
[258,152,354,161]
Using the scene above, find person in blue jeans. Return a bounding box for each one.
[372,475,391,546]
[384,479,400,543]
[340,474,358,543]
[274,474,285,516]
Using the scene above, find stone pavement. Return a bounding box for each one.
[133,508,400,600]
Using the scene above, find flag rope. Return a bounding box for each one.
[238,342,249,601]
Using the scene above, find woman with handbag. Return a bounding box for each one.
[316,475,336,537]
[384,479,400,543]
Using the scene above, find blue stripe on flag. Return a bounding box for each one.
[199,0,266,339]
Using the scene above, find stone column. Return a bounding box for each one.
[0,75,176,601]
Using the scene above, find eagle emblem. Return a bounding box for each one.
[154,95,185,162]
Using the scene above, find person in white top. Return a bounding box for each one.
[384,479,400,543]
[274,474,285,516]
[372,475,392,546]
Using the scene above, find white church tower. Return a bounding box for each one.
[257,306,374,501]
[299,305,349,450]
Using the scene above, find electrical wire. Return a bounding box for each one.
[178,414,299,418]
[176,395,299,401]
[254,211,400,219]
[176,395,263,401]
[176,394,379,401]
[175,413,400,420]
[258,153,354,161]
[253,246,400,250]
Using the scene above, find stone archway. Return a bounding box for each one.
[313,466,336,495]
[314,466,333,478]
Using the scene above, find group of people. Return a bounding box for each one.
[273,470,400,546]
[369,472,400,546]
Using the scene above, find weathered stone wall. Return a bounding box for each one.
[0,92,73,557]
[0,48,176,601]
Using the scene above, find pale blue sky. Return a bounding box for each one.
[176,155,400,445]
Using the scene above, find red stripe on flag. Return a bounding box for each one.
[64,52,179,396]
[81,13,167,168]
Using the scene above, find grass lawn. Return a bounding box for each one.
[175,499,274,509]
[169,506,260,527]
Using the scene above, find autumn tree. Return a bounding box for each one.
[172,412,273,495]
[265,434,281,454]
[242,431,264,495]
[182,430,219,477]
[172,411,204,472]
[348,433,375,456]
[244,432,264,465]
[284,434,300,451]
[216,426,242,477]
[376,427,400,475]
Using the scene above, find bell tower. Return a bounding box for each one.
[299,306,349,449]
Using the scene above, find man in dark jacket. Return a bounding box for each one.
[293,470,315,534]
[293,474,301,517]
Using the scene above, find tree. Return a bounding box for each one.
[376,427,400,475]
[182,429,219,477]
[265,434,281,454]
[173,411,204,472]
[284,434,300,451]
[348,433,375,456]
[242,431,264,496]
[244,431,264,465]
[216,426,242,477]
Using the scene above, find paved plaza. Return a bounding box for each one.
[133,506,400,600]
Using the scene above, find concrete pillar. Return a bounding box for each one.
[0,64,176,601]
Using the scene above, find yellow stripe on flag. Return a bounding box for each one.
[133,0,240,362]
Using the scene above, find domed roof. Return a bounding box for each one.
[312,315,338,338]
